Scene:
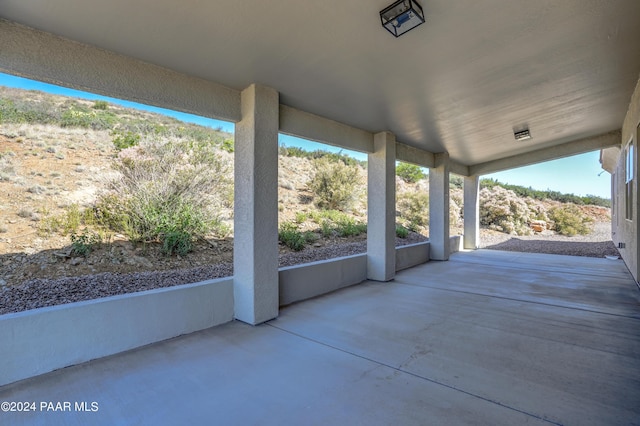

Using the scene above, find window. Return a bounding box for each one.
[625,138,634,220]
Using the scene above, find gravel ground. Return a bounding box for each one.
[278,233,427,267]
[0,225,619,315]
[480,222,621,258]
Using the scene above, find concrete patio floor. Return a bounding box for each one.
[1,250,639,425]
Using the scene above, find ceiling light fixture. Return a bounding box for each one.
[514,128,532,141]
[380,0,425,38]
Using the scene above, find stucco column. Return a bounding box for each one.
[233,84,279,325]
[463,175,480,249]
[429,153,450,260]
[367,132,396,281]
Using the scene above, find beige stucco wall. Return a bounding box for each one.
[612,76,640,281]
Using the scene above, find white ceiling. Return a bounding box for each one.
[1,0,639,166]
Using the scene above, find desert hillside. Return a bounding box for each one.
[0,86,611,287]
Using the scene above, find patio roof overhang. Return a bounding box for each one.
[1,1,639,170]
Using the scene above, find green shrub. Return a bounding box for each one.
[396,225,409,238]
[279,145,307,158]
[309,209,345,224]
[70,231,102,256]
[92,100,109,110]
[303,231,319,243]
[0,97,57,124]
[526,198,550,223]
[61,106,116,130]
[308,158,362,211]
[278,222,308,251]
[97,187,220,251]
[38,203,94,236]
[480,178,611,208]
[112,131,141,151]
[279,145,364,167]
[396,162,425,183]
[397,192,429,231]
[321,220,333,237]
[221,138,234,153]
[549,204,593,236]
[166,124,229,148]
[60,107,91,128]
[38,215,63,236]
[95,139,231,252]
[63,204,84,233]
[0,99,21,123]
[479,186,533,235]
[450,175,463,189]
[305,209,366,237]
[335,218,366,237]
[294,212,308,224]
[450,191,463,228]
[319,151,361,167]
[162,230,192,256]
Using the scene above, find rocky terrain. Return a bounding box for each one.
[0,120,416,287]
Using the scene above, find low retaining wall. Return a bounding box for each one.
[450,235,462,254]
[396,242,430,271]
[0,278,234,387]
[279,242,432,306]
[279,254,367,306]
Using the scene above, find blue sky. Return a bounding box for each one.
[483,153,610,198]
[0,73,611,198]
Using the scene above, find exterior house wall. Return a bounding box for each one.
[612,77,640,282]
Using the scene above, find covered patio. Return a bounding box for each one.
[2,249,638,425]
[2,3,640,423]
